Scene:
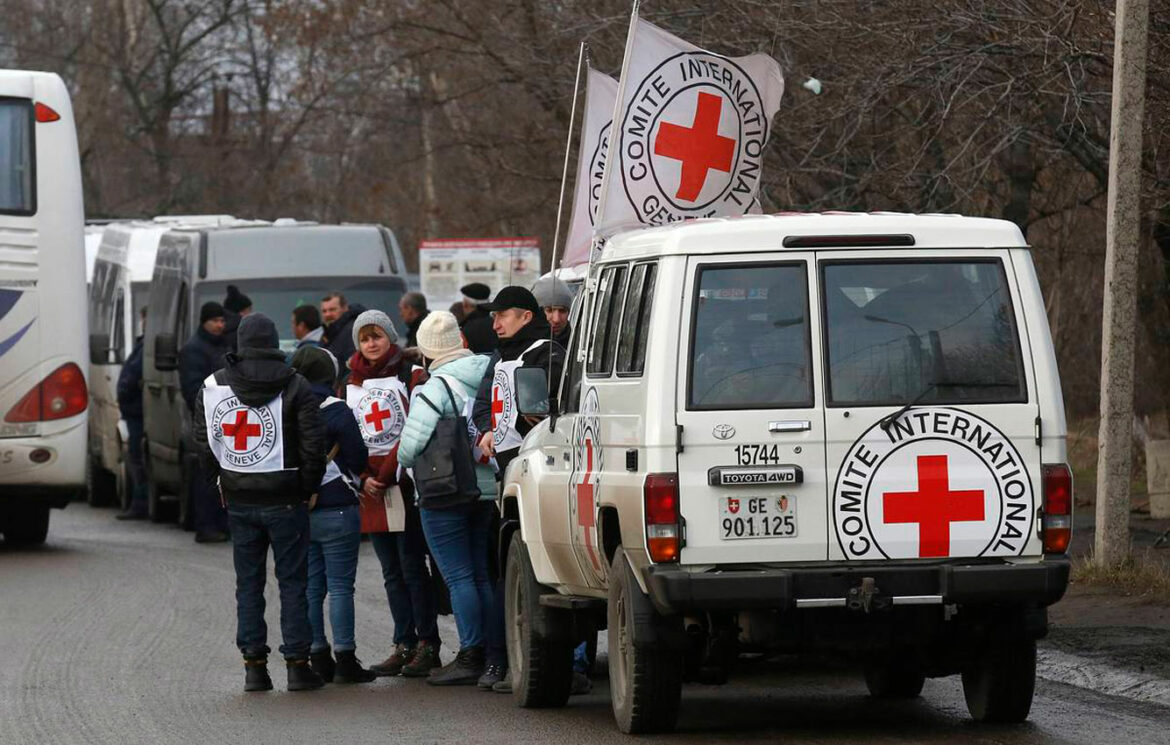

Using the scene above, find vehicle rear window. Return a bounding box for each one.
[688,263,813,409]
[0,99,34,215]
[822,260,1025,406]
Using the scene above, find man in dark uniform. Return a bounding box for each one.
[179,301,230,543]
[459,282,497,353]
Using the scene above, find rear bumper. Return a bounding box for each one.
[643,557,1070,615]
[0,424,86,488]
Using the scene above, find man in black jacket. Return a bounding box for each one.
[459,282,497,353]
[320,292,366,371]
[179,302,230,541]
[115,311,148,520]
[194,313,328,693]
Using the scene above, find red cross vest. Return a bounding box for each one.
[490,340,549,454]
[346,374,410,456]
[201,375,285,473]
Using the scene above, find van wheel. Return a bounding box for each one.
[178,453,194,531]
[505,537,573,708]
[608,547,682,734]
[864,656,925,699]
[962,638,1036,723]
[86,458,116,507]
[2,505,50,545]
[145,454,173,523]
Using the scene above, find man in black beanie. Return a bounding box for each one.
[223,284,254,352]
[194,313,327,693]
[459,282,497,353]
[180,301,231,543]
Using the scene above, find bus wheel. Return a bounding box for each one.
[608,547,682,734]
[86,458,116,507]
[2,505,50,545]
[506,537,573,708]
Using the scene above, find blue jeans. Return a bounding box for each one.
[420,501,495,651]
[369,509,439,647]
[125,418,148,513]
[307,505,361,653]
[227,503,312,660]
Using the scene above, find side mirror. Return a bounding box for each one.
[89,333,112,365]
[154,333,179,371]
[514,366,550,418]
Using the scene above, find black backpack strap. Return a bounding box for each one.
[416,392,442,416]
[435,375,460,413]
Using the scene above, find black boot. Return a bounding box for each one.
[243,657,272,692]
[334,650,377,684]
[310,646,335,683]
[286,658,325,691]
[426,646,485,686]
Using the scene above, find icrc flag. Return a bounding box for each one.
[562,68,618,268]
[595,18,785,234]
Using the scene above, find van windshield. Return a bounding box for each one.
[822,260,1025,406]
[0,99,33,214]
[195,276,406,343]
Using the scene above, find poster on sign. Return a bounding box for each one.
[419,238,542,309]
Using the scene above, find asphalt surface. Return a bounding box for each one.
[2,505,1170,745]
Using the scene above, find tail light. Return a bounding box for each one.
[34,102,61,123]
[1041,464,1073,554]
[5,363,88,423]
[644,473,682,563]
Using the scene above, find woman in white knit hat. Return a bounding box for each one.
[398,311,501,687]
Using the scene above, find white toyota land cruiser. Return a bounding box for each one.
[500,213,1071,734]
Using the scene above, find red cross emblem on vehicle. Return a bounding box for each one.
[364,401,393,433]
[222,410,262,452]
[575,438,602,571]
[653,91,736,202]
[883,454,985,558]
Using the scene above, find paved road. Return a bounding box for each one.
[2,505,1169,745]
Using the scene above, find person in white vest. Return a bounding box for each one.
[192,313,327,694]
[470,285,565,694]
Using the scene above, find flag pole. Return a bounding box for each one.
[589,0,640,270]
[549,41,587,278]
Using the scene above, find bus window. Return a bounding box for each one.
[0,99,34,214]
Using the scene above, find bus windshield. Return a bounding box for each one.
[0,99,33,214]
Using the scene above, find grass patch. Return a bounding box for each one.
[1072,551,1170,600]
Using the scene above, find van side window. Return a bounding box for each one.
[586,265,628,378]
[616,262,657,376]
[112,288,126,364]
[561,290,590,413]
[175,284,189,341]
[688,262,813,410]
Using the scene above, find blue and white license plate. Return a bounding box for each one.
[719,496,797,540]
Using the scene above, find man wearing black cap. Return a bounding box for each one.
[179,301,231,542]
[459,282,497,353]
[194,312,327,693]
[223,284,254,353]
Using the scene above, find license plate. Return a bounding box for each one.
[719,496,797,540]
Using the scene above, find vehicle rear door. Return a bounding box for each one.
[818,250,1043,562]
[674,253,830,564]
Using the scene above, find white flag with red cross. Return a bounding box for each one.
[562,68,619,268]
[203,384,285,473]
[595,17,785,235]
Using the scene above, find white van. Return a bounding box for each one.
[85,216,237,508]
[502,213,1071,733]
[142,221,409,524]
[0,70,88,544]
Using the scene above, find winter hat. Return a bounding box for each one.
[461,282,491,303]
[224,284,253,313]
[482,285,541,315]
[417,311,469,368]
[352,309,399,349]
[237,313,279,351]
[531,276,573,309]
[199,301,225,324]
[290,345,339,386]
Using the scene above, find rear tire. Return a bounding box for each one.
[607,548,682,734]
[506,537,573,708]
[2,504,50,545]
[864,656,925,699]
[178,452,195,531]
[962,638,1036,723]
[145,451,175,523]
[86,458,116,507]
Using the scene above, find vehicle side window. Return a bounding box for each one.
[586,264,628,378]
[111,288,126,364]
[561,290,590,414]
[174,284,189,341]
[616,262,657,376]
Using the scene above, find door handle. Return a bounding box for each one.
[769,420,811,433]
[146,382,163,394]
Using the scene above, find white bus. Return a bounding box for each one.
[0,70,87,544]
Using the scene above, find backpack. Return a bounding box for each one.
[412,376,480,510]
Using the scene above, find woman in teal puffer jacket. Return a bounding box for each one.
[397,311,501,687]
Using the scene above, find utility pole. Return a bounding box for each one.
[1095,0,1149,568]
